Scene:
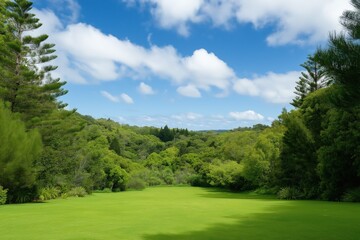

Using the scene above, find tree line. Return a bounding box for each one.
[0,0,359,204]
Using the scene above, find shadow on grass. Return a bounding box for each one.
[142,191,360,240]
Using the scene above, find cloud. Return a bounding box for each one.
[126,0,352,45]
[177,84,201,98]
[183,49,234,90]
[233,71,300,104]
[47,0,81,23]
[31,8,64,36]
[140,0,204,36]
[267,117,275,122]
[229,110,264,121]
[113,111,268,130]
[32,7,304,104]
[32,10,235,97]
[101,91,134,104]
[101,91,120,102]
[234,0,351,45]
[120,93,134,104]
[138,82,155,95]
[117,116,127,122]
[172,112,203,121]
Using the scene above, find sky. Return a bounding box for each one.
[31,0,353,130]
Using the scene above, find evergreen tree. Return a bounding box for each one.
[314,0,360,200]
[315,0,360,106]
[158,125,174,142]
[0,0,15,100]
[1,0,67,122]
[291,55,329,108]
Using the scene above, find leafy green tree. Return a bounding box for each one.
[220,131,258,162]
[242,151,269,187]
[206,161,248,190]
[109,136,122,155]
[317,106,360,200]
[0,102,42,203]
[279,111,319,198]
[34,111,87,189]
[312,0,360,200]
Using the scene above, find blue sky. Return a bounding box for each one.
[32,0,352,130]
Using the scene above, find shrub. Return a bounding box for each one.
[254,187,278,195]
[174,170,193,185]
[342,188,360,202]
[127,177,146,190]
[277,187,303,200]
[93,188,112,193]
[61,193,69,199]
[66,187,87,197]
[39,187,60,201]
[0,186,8,205]
[189,174,208,187]
[101,188,112,193]
[148,176,164,186]
[7,186,38,203]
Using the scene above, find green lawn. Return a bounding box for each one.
[1,186,359,240]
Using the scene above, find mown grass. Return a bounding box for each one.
[0,186,359,240]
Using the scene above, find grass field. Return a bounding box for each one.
[1,186,359,240]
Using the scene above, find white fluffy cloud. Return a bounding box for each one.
[48,0,81,23]
[138,82,155,95]
[114,110,271,130]
[31,9,63,36]
[127,0,352,45]
[233,71,300,103]
[143,0,204,36]
[172,112,203,121]
[177,84,201,98]
[120,93,134,104]
[32,7,304,104]
[101,91,120,102]
[229,110,264,121]
[33,10,235,97]
[100,91,134,104]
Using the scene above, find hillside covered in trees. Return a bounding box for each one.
[0,0,359,204]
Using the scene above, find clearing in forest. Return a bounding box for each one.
[1,186,359,240]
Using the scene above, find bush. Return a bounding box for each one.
[93,188,113,193]
[148,176,164,186]
[127,177,146,190]
[7,186,38,203]
[0,186,8,205]
[61,193,69,199]
[174,170,193,185]
[342,188,360,202]
[39,187,60,201]
[189,174,208,187]
[254,187,278,195]
[66,187,87,197]
[277,187,303,200]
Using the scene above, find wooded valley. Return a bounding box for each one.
[0,0,359,205]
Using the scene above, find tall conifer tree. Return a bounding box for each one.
[1,0,67,122]
[291,55,329,108]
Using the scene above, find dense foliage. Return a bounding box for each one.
[0,0,359,203]
[281,0,360,200]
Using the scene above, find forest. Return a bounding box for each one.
[0,0,359,205]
